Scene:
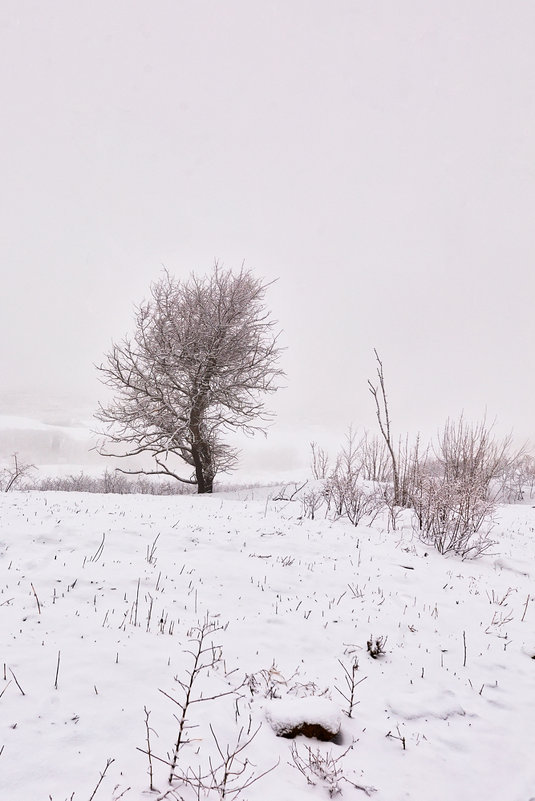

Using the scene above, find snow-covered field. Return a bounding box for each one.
[1,488,534,800]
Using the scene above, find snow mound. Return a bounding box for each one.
[265,696,342,740]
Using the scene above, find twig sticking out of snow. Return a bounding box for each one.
[521,593,531,622]
[54,651,61,690]
[88,757,115,801]
[30,582,41,614]
[8,668,25,696]
[143,706,156,792]
[90,533,106,563]
[335,658,367,718]
[386,725,406,750]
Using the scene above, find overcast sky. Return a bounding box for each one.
[1,1,534,456]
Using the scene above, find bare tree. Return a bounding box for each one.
[368,350,401,505]
[1,453,35,492]
[96,265,284,493]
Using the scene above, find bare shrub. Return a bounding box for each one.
[171,724,277,799]
[385,416,524,558]
[436,416,517,498]
[310,441,330,480]
[373,483,403,532]
[324,428,362,518]
[318,426,420,528]
[342,485,378,527]
[397,435,428,508]
[301,487,326,520]
[31,470,195,495]
[374,436,428,530]
[137,618,277,798]
[405,417,518,558]
[245,664,324,700]
[497,452,535,502]
[410,474,496,558]
[245,664,293,700]
[358,431,392,482]
[361,354,522,556]
[289,742,374,797]
[161,617,229,784]
[101,468,132,494]
[324,430,378,527]
[331,483,376,531]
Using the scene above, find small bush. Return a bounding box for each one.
[27,469,196,496]
[410,474,496,558]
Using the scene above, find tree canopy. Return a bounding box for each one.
[96,265,284,493]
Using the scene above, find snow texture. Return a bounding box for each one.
[1,489,535,801]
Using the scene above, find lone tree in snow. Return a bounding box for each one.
[95,265,284,493]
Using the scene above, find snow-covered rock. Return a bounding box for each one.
[264,696,342,741]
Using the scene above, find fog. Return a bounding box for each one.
[1,1,534,475]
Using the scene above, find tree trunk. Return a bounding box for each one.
[201,476,213,494]
[190,403,214,494]
[189,441,213,493]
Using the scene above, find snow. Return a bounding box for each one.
[1,490,535,800]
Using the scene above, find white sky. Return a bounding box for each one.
[1,1,534,449]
